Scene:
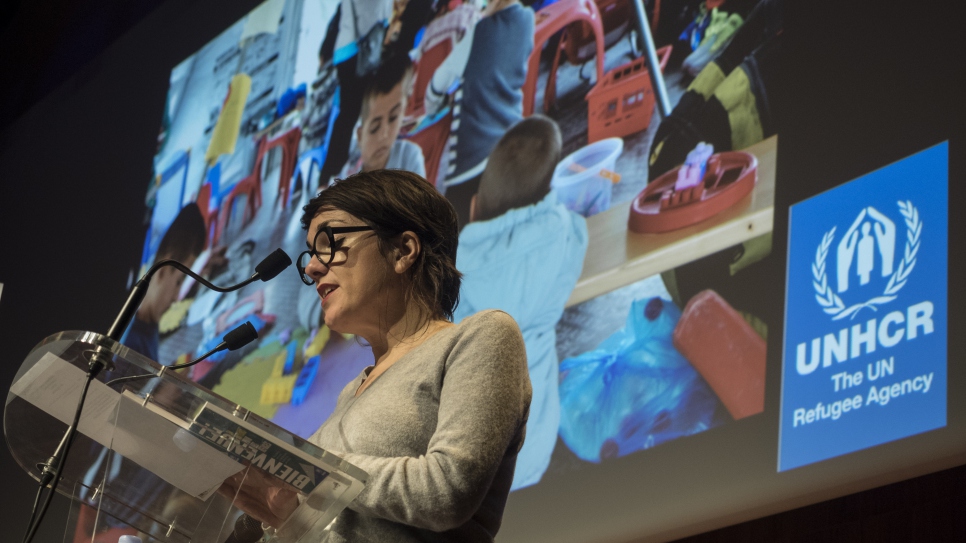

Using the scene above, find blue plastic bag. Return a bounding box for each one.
[559,297,722,462]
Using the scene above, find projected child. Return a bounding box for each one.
[424,0,534,225]
[72,203,207,542]
[337,55,426,178]
[453,116,588,490]
[317,0,394,181]
[122,202,206,362]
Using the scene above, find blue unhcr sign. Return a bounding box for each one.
[779,143,948,471]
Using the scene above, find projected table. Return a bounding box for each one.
[566,135,777,307]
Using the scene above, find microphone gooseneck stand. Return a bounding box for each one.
[104,321,259,388]
[21,249,292,543]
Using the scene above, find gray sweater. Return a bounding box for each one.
[309,310,532,542]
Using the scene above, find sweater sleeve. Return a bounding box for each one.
[341,311,530,531]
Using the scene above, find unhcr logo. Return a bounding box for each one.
[794,199,934,377]
[779,143,947,472]
[812,201,921,320]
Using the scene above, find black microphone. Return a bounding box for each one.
[253,248,292,282]
[166,321,258,371]
[104,322,260,389]
[225,514,264,543]
[224,321,259,351]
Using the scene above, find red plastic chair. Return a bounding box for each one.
[218,146,264,243]
[563,0,662,63]
[407,40,453,118]
[404,108,454,191]
[195,182,216,249]
[523,0,605,117]
[218,127,301,243]
[270,127,303,209]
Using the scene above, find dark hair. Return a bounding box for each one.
[301,169,462,321]
[476,115,562,221]
[156,203,206,263]
[359,53,414,121]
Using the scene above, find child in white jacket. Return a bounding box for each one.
[453,115,588,490]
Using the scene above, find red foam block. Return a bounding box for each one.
[673,289,766,420]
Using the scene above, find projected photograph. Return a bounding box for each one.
[136,0,780,495]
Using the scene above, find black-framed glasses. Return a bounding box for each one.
[297,225,374,285]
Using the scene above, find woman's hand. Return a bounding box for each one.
[219,466,300,528]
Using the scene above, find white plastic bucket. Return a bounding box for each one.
[551,137,624,216]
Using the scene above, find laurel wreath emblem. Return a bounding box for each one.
[812,201,921,320]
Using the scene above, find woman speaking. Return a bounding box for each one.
[239,169,531,542]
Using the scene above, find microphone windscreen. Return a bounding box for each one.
[229,514,264,543]
[224,322,258,351]
[255,249,292,281]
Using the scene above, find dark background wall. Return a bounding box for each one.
[0,0,169,133]
[674,465,966,542]
[1,0,963,541]
[1,2,263,540]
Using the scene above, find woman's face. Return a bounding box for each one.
[303,209,399,337]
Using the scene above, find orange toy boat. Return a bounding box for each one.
[628,151,757,233]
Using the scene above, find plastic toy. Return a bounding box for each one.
[628,150,757,233]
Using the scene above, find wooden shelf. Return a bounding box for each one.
[566,135,777,307]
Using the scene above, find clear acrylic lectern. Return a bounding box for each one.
[5,330,367,542]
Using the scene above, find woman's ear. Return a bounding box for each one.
[393,231,421,274]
